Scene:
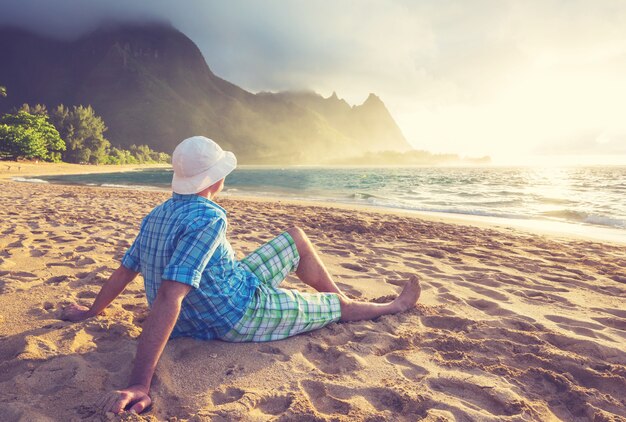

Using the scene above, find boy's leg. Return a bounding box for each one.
[226,229,421,342]
[219,286,342,342]
[240,228,347,295]
[338,275,421,321]
[219,276,421,342]
[285,227,422,317]
[286,227,349,299]
[239,232,300,288]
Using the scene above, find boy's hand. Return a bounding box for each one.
[97,385,152,414]
[60,304,92,322]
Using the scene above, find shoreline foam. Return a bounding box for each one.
[10,173,626,245]
[9,162,625,245]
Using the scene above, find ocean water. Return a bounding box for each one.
[23,166,626,237]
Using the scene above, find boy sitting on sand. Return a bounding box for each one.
[61,136,421,414]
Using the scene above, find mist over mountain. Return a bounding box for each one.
[0,22,411,164]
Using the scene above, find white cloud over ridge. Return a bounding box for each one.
[1,0,625,163]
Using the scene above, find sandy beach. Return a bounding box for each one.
[0,162,170,180]
[1,176,625,421]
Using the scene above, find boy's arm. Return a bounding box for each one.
[60,265,138,321]
[97,280,191,414]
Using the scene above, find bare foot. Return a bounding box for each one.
[393,275,421,312]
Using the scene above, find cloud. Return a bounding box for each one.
[0,0,162,39]
[1,0,626,162]
[536,130,626,155]
[0,0,532,101]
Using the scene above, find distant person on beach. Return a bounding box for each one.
[61,136,421,415]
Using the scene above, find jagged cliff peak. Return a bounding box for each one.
[0,23,411,163]
[362,93,384,107]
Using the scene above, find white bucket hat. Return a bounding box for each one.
[171,136,237,194]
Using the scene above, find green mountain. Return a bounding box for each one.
[0,23,411,164]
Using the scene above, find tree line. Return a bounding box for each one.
[0,86,170,165]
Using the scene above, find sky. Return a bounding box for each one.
[1,0,626,165]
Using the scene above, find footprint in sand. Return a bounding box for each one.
[92,237,116,246]
[121,303,150,326]
[498,317,545,332]
[255,394,294,416]
[611,274,626,284]
[212,387,245,405]
[320,248,352,257]
[311,324,354,347]
[117,239,132,248]
[466,298,516,317]
[15,356,86,395]
[224,363,245,377]
[436,274,466,284]
[456,281,510,302]
[46,275,69,285]
[406,264,442,277]
[258,344,290,362]
[326,328,412,357]
[7,239,27,249]
[50,236,75,244]
[360,386,418,414]
[465,272,502,289]
[494,272,527,285]
[19,336,59,360]
[429,281,446,293]
[73,271,107,287]
[368,257,396,266]
[340,263,369,272]
[550,323,613,341]
[302,343,366,374]
[420,315,476,331]
[0,246,12,258]
[515,366,618,419]
[11,271,38,280]
[516,289,573,306]
[76,257,97,267]
[597,285,626,296]
[439,292,464,304]
[592,317,626,331]
[300,380,351,415]
[303,380,428,418]
[541,332,626,360]
[408,255,440,266]
[46,261,75,269]
[76,290,97,299]
[385,352,429,381]
[428,376,526,417]
[593,307,626,319]
[29,248,48,257]
[545,315,606,331]
[75,271,93,280]
[84,320,142,352]
[423,249,446,259]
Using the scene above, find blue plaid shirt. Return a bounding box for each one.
[121,193,260,340]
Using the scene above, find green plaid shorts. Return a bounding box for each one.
[219,232,342,342]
